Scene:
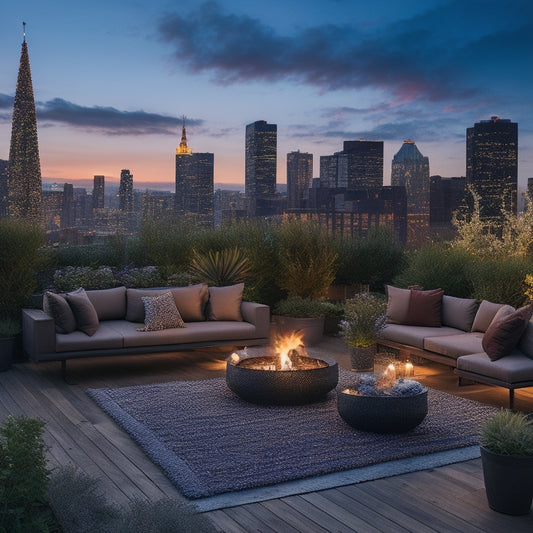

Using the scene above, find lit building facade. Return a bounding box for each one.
[342,140,384,190]
[391,140,430,246]
[287,151,313,209]
[466,116,518,220]
[174,123,214,227]
[119,169,134,213]
[245,120,277,217]
[93,175,105,210]
[6,30,43,225]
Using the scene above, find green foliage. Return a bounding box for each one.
[273,296,334,318]
[466,256,532,308]
[0,220,45,320]
[276,220,337,299]
[334,227,406,290]
[189,247,251,286]
[0,415,49,532]
[393,243,474,298]
[0,316,21,338]
[115,265,165,288]
[340,292,387,347]
[53,266,117,292]
[481,410,533,456]
[47,466,215,533]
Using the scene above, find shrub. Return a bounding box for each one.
[273,296,334,318]
[0,415,50,532]
[340,293,387,348]
[393,243,474,297]
[115,265,165,288]
[480,410,533,456]
[53,265,117,292]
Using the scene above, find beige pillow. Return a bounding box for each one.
[471,301,515,332]
[385,285,411,324]
[169,284,209,322]
[126,288,168,322]
[207,283,244,321]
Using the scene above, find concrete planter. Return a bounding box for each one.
[272,316,325,346]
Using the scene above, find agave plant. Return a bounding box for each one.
[189,247,251,286]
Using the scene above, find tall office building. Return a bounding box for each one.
[245,120,277,216]
[119,169,134,212]
[287,151,313,209]
[61,183,74,229]
[391,140,430,246]
[319,153,348,188]
[466,116,518,220]
[342,140,384,190]
[93,175,105,210]
[6,26,43,225]
[175,123,214,227]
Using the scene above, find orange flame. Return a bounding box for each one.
[273,331,304,370]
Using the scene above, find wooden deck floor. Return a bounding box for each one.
[1,335,532,532]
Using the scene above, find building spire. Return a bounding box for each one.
[23,21,26,42]
[176,115,192,155]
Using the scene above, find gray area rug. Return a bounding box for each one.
[87,371,497,508]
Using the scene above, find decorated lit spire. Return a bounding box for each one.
[176,116,192,155]
[6,23,43,225]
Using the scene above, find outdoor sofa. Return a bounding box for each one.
[22,284,270,377]
[378,286,533,408]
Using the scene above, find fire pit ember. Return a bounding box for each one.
[226,333,338,405]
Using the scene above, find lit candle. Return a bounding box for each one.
[405,361,414,377]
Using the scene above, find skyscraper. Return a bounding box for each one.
[175,123,214,227]
[466,116,518,220]
[6,25,43,225]
[245,120,277,216]
[391,140,430,246]
[287,151,313,209]
[119,169,134,212]
[93,175,105,210]
[342,140,384,190]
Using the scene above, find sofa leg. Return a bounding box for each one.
[509,389,515,410]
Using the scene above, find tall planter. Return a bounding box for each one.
[272,316,324,346]
[350,345,376,372]
[480,446,533,515]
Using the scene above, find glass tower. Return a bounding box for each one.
[287,151,313,209]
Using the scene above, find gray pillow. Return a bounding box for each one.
[441,295,479,331]
[65,290,99,336]
[138,292,186,331]
[86,286,127,321]
[471,301,515,332]
[43,291,76,333]
[126,288,168,322]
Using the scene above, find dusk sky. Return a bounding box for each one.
[1,0,532,191]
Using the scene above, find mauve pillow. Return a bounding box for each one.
[207,283,244,321]
[385,285,411,324]
[482,304,533,361]
[405,288,444,327]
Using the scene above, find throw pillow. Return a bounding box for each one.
[405,288,444,327]
[65,289,100,336]
[138,291,186,331]
[43,291,77,333]
[441,295,479,331]
[169,284,209,322]
[482,304,533,361]
[471,301,515,332]
[385,285,411,324]
[207,283,244,321]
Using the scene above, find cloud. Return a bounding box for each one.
[0,94,13,109]
[158,1,532,105]
[35,98,202,135]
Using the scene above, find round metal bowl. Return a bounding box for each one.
[226,356,339,405]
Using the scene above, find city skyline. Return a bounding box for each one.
[1,1,532,189]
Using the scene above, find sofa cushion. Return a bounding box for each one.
[380,323,462,349]
[517,320,533,360]
[405,288,443,327]
[43,291,77,334]
[65,289,100,336]
[457,352,533,384]
[169,284,209,322]
[138,292,186,332]
[385,285,411,324]
[423,332,484,359]
[55,323,124,352]
[482,304,533,361]
[441,295,478,332]
[86,286,126,321]
[207,283,244,321]
[471,300,515,332]
[126,288,168,322]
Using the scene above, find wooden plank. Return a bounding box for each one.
[260,498,330,533]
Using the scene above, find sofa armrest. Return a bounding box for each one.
[240,301,270,339]
[22,308,56,361]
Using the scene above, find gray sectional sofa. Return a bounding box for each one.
[22,284,270,377]
[378,286,533,408]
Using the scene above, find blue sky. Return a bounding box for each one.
[0,0,531,190]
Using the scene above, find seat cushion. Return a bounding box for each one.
[457,352,533,384]
[380,323,461,349]
[424,332,484,359]
[55,323,123,352]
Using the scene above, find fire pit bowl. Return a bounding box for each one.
[226,355,339,405]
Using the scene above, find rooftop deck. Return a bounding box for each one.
[1,335,532,532]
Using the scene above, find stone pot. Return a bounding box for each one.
[480,446,533,515]
[337,388,428,433]
[349,345,376,372]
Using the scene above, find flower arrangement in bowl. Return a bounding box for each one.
[337,373,428,433]
[339,292,387,371]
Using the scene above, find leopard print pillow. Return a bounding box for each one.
[138,291,186,331]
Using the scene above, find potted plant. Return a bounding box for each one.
[273,297,333,346]
[337,373,428,433]
[339,292,387,371]
[480,409,533,515]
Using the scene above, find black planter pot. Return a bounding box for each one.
[480,446,533,515]
[337,389,428,433]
